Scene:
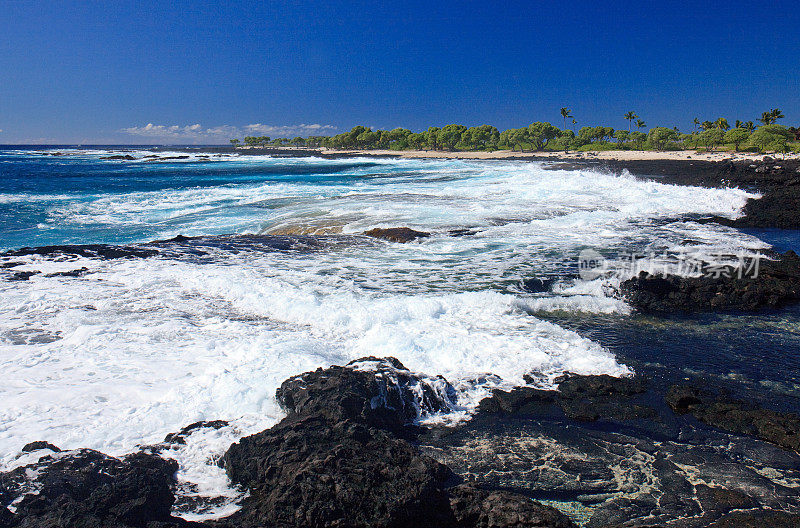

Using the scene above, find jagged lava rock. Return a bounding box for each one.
[0,448,192,528]
[619,250,800,312]
[275,356,457,432]
[363,227,431,243]
[666,384,800,451]
[220,357,575,528]
[478,373,654,423]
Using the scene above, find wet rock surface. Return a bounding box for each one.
[3,359,799,527]
[219,357,573,528]
[666,384,800,451]
[420,369,800,528]
[1,244,158,261]
[619,250,800,312]
[601,158,800,229]
[478,374,654,424]
[0,449,194,527]
[0,235,373,276]
[100,154,137,160]
[162,421,230,446]
[363,227,432,243]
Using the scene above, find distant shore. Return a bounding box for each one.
[234,146,800,163]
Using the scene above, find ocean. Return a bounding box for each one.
[1,146,798,519]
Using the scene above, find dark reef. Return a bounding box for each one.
[219,357,573,528]
[599,158,800,229]
[619,250,800,312]
[2,358,799,527]
[363,227,432,243]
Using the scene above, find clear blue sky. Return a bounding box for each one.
[2,0,798,144]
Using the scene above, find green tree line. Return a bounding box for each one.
[230,108,799,155]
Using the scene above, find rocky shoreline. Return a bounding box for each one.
[590,157,800,230]
[618,250,800,312]
[4,154,800,526]
[2,358,799,527]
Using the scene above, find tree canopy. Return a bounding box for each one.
[228,109,797,154]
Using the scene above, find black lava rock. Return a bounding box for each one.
[666,385,800,451]
[100,155,137,160]
[448,484,575,528]
[45,267,89,278]
[220,357,574,528]
[521,277,555,293]
[0,449,192,527]
[20,441,60,453]
[478,373,654,423]
[7,271,39,281]
[2,244,158,260]
[162,420,230,445]
[275,356,457,434]
[619,250,800,312]
[363,227,432,243]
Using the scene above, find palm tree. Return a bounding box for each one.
[744,121,756,133]
[735,120,742,129]
[701,121,714,131]
[692,118,700,132]
[624,112,638,132]
[760,109,784,125]
[714,118,730,131]
[571,118,578,133]
[635,119,646,131]
[560,108,573,129]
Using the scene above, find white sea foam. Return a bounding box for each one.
[0,154,770,519]
[0,254,628,518]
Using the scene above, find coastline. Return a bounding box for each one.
[3,147,800,527]
[233,145,800,163]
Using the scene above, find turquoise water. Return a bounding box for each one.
[0,146,419,249]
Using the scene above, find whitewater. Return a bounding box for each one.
[0,148,769,518]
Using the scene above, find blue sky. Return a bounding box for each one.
[1,0,798,144]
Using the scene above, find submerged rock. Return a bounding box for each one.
[7,271,39,281]
[619,250,800,312]
[666,385,800,451]
[44,267,88,278]
[162,420,230,445]
[363,227,431,243]
[520,277,555,293]
[100,155,137,160]
[478,373,654,423]
[2,244,158,260]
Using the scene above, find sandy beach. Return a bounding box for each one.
[317,147,800,163]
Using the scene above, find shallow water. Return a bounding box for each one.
[0,146,793,519]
